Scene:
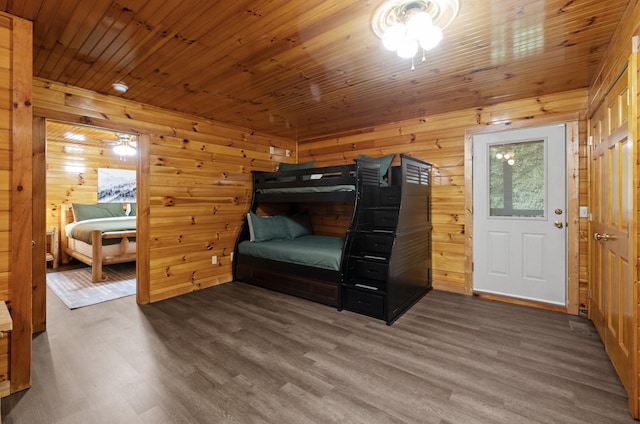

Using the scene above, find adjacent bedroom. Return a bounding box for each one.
[42,121,138,310]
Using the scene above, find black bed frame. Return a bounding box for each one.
[233,155,432,323]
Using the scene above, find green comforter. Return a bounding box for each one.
[70,217,136,245]
[238,235,343,271]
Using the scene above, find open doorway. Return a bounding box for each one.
[33,121,138,328]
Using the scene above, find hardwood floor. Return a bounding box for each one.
[2,282,636,423]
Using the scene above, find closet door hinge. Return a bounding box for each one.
[587,135,593,146]
[587,289,592,299]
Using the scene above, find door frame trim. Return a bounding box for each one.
[464,115,581,314]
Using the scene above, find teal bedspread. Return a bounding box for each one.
[70,217,136,245]
[238,235,344,271]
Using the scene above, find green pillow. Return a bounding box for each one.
[357,154,395,185]
[72,203,126,222]
[278,160,315,181]
[247,212,287,242]
[282,214,313,239]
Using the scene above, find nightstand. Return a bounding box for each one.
[46,227,59,269]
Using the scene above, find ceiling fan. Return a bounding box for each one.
[112,133,137,157]
[96,132,137,157]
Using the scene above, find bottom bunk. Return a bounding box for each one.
[234,215,343,307]
[234,254,340,307]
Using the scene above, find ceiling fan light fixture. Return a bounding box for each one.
[372,0,459,68]
[113,133,136,157]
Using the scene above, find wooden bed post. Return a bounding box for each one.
[91,230,103,282]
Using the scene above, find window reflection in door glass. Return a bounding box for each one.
[489,140,545,217]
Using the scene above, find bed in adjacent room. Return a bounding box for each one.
[61,202,136,283]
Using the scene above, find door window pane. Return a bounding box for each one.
[489,140,545,217]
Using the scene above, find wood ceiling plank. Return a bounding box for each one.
[46,1,115,82]
[87,0,218,93]
[31,0,80,76]
[2,0,44,19]
[77,0,182,91]
[8,0,629,139]
[54,2,140,81]
[130,1,325,106]
[133,0,357,111]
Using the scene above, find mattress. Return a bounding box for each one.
[238,235,344,271]
[65,216,136,245]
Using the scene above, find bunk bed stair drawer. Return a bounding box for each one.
[342,288,384,319]
[356,260,388,281]
[372,211,398,228]
[364,234,393,254]
[379,187,401,205]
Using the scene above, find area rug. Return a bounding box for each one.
[47,264,136,309]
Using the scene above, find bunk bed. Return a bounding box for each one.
[233,154,432,323]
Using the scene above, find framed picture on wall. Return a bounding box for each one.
[98,168,136,202]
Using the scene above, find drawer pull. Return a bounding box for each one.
[355,283,378,290]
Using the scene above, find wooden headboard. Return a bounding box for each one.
[62,203,75,225]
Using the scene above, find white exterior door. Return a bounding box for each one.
[473,124,567,306]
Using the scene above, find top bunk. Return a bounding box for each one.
[252,160,382,203]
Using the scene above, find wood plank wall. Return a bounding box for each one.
[298,89,589,308]
[0,16,12,304]
[32,78,296,303]
[0,14,11,394]
[1,12,33,394]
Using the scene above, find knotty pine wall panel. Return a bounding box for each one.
[0,21,11,301]
[1,12,33,393]
[147,132,253,299]
[299,89,589,296]
[33,78,296,303]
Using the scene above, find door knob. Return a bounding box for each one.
[594,232,612,241]
[554,220,563,228]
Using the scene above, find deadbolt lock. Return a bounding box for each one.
[555,208,563,215]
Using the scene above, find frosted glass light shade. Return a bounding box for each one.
[396,38,419,58]
[407,12,432,39]
[382,25,406,51]
[419,26,444,51]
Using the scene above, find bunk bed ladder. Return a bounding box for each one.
[340,155,433,324]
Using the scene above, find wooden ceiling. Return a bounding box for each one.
[46,121,135,148]
[3,0,629,141]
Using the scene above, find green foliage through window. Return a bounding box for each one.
[489,140,544,217]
